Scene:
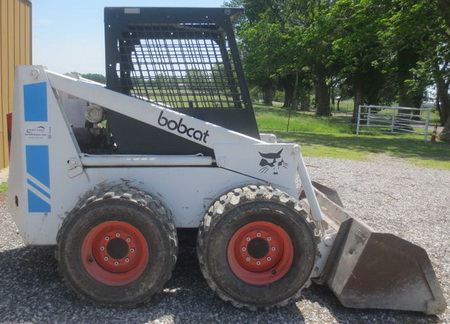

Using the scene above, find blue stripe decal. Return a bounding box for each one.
[26,145,51,213]
[27,179,51,199]
[26,145,50,188]
[28,190,51,213]
[24,82,48,122]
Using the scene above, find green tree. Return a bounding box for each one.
[239,13,284,105]
[233,0,338,114]
[381,0,450,140]
[288,1,339,116]
[432,0,450,141]
[228,0,450,135]
[81,73,106,84]
[330,0,391,120]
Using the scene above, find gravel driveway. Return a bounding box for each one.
[0,157,449,324]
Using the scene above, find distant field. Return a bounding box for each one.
[254,104,450,170]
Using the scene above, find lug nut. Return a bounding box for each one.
[256,232,261,237]
[271,247,276,251]
[267,237,272,241]
[114,261,119,266]
[125,258,130,263]
[116,232,121,237]
[267,257,272,261]
[246,257,251,262]
[105,236,110,241]
[241,247,246,251]
[130,248,135,253]
[126,238,131,243]
[256,261,261,265]
[100,246,105,251]
[104,256,109,261]
[246,237,251,242]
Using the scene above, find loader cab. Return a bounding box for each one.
[102,7,259,155]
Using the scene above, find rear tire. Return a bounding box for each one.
[197,185,316,309]
[57,186,177,307]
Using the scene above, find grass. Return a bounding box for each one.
[254,104,450,170]
[0,183,7,194]
[132,89,234,109]
[254,104,353,134]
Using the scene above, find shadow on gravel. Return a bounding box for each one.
[300,284,442,324]
[0,245,442,324]
[0,246,305,324]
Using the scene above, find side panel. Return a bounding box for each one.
[16,164,265,245]
[23,82,47,121]
[214,143,299,195]
[83,167,263,229]
[25,145,51,213]
[8,66,86,244]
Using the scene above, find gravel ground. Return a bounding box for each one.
[0,157,449,324]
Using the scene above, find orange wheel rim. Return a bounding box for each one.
[82,221,149,286]
[227,221,294,285]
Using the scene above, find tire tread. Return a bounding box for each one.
[197,185,316,310]
[57,183,177,307]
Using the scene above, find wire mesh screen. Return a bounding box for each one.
[117,23,244,109]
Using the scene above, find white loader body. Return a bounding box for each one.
[8,66,320,244]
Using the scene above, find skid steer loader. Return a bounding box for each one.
[7,7,446,314]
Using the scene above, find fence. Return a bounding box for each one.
[356,105,432,141]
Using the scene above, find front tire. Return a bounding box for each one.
[57,187,177,307]
[197,185,317,309]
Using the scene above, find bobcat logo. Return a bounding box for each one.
[259,149,289,175]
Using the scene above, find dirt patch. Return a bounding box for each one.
[0,167,8,184]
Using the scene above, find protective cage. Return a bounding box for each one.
[104,7,259,155]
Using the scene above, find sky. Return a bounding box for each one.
[33,0,225,75]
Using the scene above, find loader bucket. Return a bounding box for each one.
[320,217,446,315]
[303,186,447,315]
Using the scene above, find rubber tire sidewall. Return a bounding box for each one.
[201,200,316,308]
[59,198,175,307]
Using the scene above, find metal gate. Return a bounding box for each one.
[356,105,432,141]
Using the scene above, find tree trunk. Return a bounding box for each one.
[436,77,450,126]
[290,71,299,110]
[283,84,295,108]
[300,91,310,111]
[330,85,335,106]
[439,114,450,142]
[397,48,415,108]
[436,96,443,123]
[352,86,363,123]
[280,74,296,108]
[262,86,274,106]
[315,75,331,116]
[396,48,422,129]
[435,0,450,142]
